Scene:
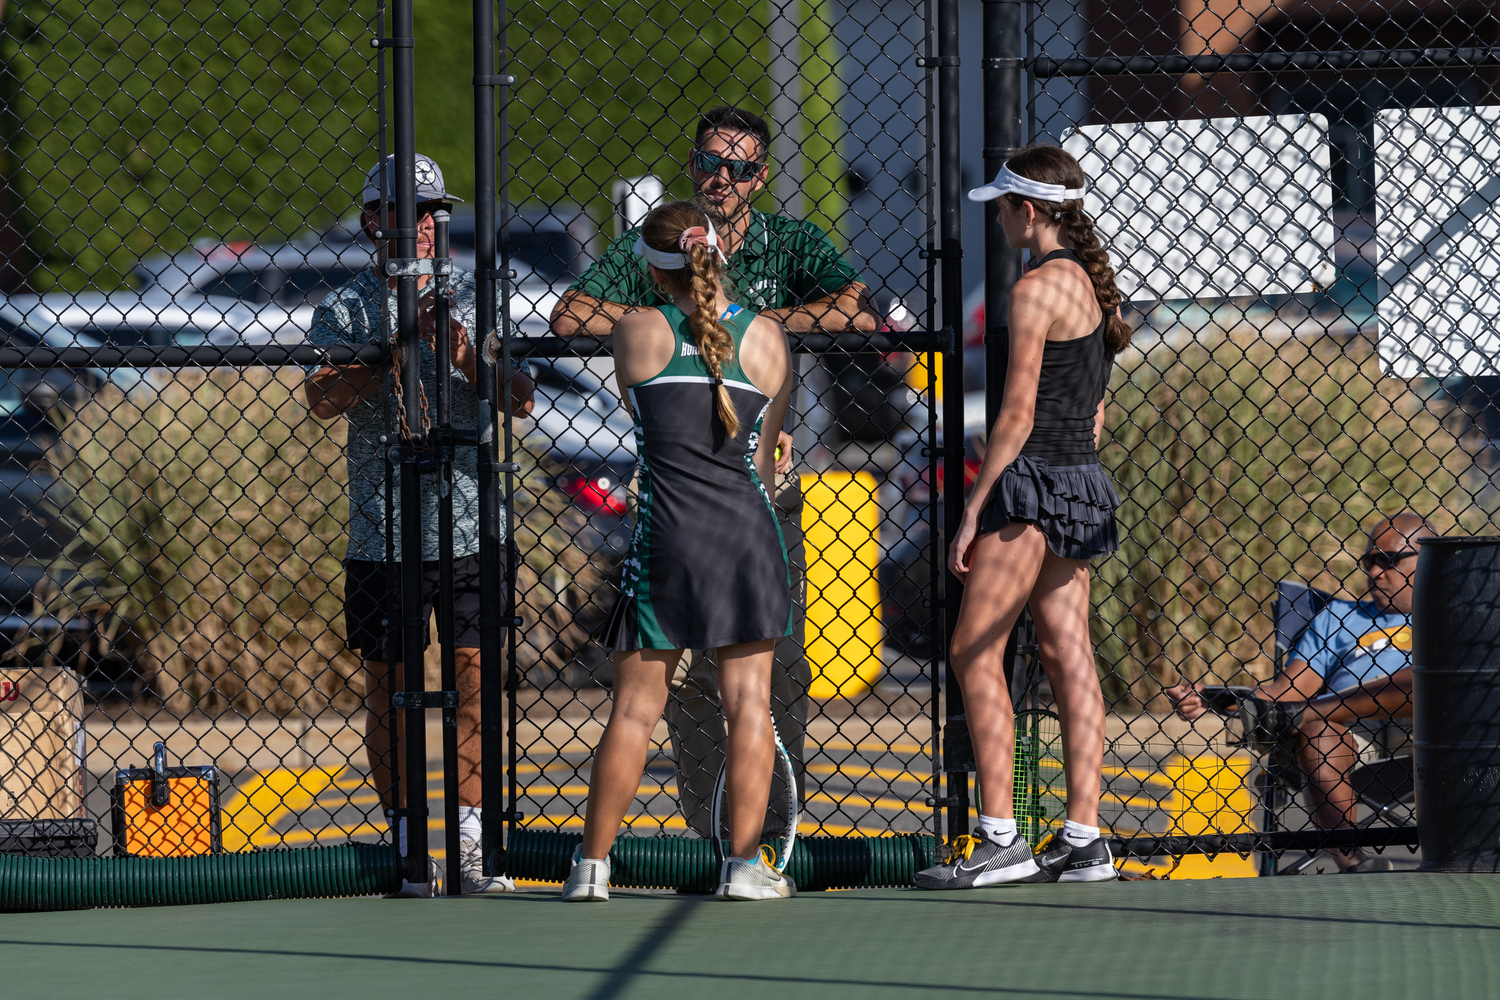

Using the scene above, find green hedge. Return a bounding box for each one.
[0,0,846,292]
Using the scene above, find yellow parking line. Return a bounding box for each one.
[807,790,919,813]
[330,762,556,792]
[221,767,344,852]
[1103,765,1175,788]
[274,822,387,846]
[1103,790,1167,810]
[817,739,931,757]
[805,763,929,786]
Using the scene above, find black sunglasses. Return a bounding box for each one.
[1361,549,1418,571]
[692,151,764,182]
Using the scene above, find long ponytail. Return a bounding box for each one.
[1062,209,1130,353]
[1002,144,1133,354]
[641,200,740,437]
[685,244,740,438]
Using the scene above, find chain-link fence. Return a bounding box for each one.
[984,0,1499,875]
[0,0,1492,883]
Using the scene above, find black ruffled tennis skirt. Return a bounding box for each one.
[978,455,1121,561]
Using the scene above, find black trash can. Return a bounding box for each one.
[1413,535,1500,872]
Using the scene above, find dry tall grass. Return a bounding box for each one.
[1094,327,1495,709]
[35,367,614,715]
[42,368,360,717]
[31,327,1488,716]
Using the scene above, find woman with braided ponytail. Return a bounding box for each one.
[915,144,1131,891]
[565,201,795,903]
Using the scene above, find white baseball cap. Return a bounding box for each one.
[361,153,462,207]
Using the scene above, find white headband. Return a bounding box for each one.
[633,222,727,269]
[967,163,1086,203]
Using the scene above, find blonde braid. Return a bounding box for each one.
[686,243,740,438]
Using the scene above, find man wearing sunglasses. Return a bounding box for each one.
[304,153,535,896]
[549,105,878,337]
[1166,512,1431,871]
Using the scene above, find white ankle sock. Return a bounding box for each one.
[1062,820,1099,848]
[393,816,408,857]
[977,815,1017,846]
[459,806,483,845]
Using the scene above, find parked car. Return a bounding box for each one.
[0,296,140,697]
[525,359,634,556]
[878,391,987,656]
[131,206,594,340]
[5,288,273,351]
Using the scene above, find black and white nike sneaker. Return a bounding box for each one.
[1033,833,1119,883]
[913,831,1048,889]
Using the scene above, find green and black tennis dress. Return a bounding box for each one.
[601,303,793,651]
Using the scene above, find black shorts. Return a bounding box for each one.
[343,554,492,662]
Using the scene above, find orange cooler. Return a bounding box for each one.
[110,746,222,857]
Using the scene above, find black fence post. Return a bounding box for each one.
[391,0,429,887]
[433,207,462,895]
[936,0,971,843]
[984,0,1027,698]
[497,0,521,867]
[981,0,1024,433]
[473,0,506,879]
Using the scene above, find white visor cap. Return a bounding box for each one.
[967,163,1085,203]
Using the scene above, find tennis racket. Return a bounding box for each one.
[710,719,799,874]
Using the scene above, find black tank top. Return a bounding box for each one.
[997,249,1111,465]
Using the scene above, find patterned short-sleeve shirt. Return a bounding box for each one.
[306,266,500,562]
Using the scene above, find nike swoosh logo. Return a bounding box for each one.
[956,857,991,874]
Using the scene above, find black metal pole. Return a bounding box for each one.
[921,0,943,845]
[433,207,462,895]
[982,0,1024,434]
[375,0,400,856]
[984,0,1027,715]
[473,0,506,878]
[391,0,429,887]
[936,0,970,842]
[497,0,521,864]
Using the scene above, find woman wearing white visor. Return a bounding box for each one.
[915,145,1133,889]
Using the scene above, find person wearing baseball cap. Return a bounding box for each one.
[303,153,533,896]
[359,152,463,208]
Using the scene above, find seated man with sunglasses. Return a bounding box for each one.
[1165,512,1431,872]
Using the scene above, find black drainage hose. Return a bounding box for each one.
[506,829,936,892]
[0,844,401,912]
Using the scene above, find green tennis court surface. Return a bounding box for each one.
[1,873,1495,999]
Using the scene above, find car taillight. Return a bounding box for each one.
[561,474,626,515]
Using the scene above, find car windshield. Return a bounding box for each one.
[277,266,362,308]
[447,230,573,284]
[196,264,363,307]
[0,371,27,417]
[198,269,271,303]
[76,325,205,347]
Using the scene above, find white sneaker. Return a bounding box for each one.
[385,855,442,899]
[561,846,610,902]
[460,838,516,894]
[716,846,797,901]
